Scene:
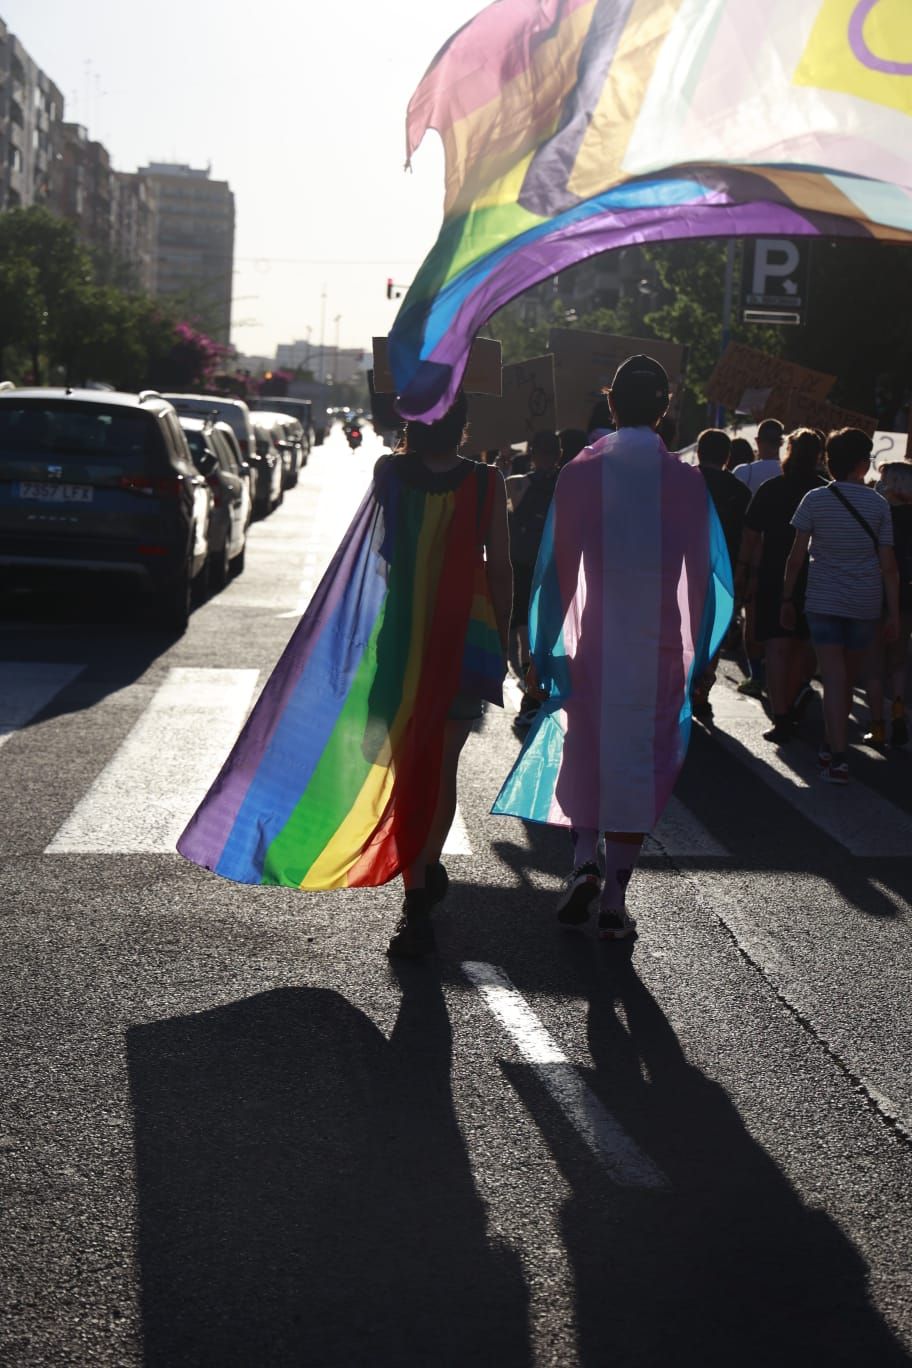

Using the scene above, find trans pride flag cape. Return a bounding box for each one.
[493,429,733,832]
[391,0,912,419]
[178,459,503,890]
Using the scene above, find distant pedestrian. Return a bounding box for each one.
[738,428,825,744]
[726,436,754,472]
[733,418,784,493]
[782,427,899,783]
[692,428,750,720]
[586,395,615,442]
[558,427,587,467]
[507,430,561,724]
[863,460,912,747]
[494,356,732,940]
[178,392,513,959]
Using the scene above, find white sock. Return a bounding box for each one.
[601,837,644,912]
[570,827,600,870]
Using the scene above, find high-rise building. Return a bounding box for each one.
[48,122,114,258]
[0,18,64,212]
[112,171,154,291]
[140,163,235,343]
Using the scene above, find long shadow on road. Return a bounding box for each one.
[126,969,530,1368]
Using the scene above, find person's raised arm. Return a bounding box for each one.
[484,471,513,659]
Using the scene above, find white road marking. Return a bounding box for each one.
[645,796,730,859]
[442,803,472,856]
[0,663,84,749]
[462,961,668,1190]
[45,668,258,854]
[711,687,912,857]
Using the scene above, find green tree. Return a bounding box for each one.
[0,258,42,379]
[0,207,93,380]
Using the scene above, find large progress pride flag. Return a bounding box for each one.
[390,0,912,420]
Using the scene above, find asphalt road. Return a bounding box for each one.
[2,425,912,1367]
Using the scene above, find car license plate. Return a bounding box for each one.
[16,482,94,503]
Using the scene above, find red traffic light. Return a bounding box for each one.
[386,277,394,299]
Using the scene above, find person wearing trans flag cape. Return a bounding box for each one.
[493,357,734,940]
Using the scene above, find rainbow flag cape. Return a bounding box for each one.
[177,460,503,889]
[391,0,912,420]
[493,428,733,831]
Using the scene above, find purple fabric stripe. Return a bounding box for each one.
[178,487,378,866]
[397,198,872,420]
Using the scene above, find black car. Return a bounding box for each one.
[178,416,251,588]
[0,389,211,633]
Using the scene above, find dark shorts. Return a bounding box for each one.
[510,564,534,629]
[447,691,483,721]
[805,612,879,651]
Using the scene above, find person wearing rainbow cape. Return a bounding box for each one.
[178,393,512,959]
[493,356,734,940]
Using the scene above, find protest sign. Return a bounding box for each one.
[706,342,834,410]
[764,387,876,437]
[465,354,557,453]
[547,328,685,430]
[371,336,502,396]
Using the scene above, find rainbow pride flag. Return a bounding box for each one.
[391,0,912,420]
[177,461,503,889]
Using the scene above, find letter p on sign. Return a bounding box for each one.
[752,239,801,296]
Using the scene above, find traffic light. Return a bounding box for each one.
[386,277,394,300]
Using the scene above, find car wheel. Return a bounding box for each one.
[230,543,246,578]
[153,564,191,635]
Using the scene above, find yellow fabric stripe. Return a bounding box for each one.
[568,0,682,199]
[301,493,454,889]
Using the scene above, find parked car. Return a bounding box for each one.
[249,413,287,515]
[163,393,260,502]
[250,397,313,456]
[0,389,210,633]
[178,416,250,587]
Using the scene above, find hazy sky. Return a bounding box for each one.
[3,0,486,358]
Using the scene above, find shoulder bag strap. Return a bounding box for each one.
[828,483,879,550]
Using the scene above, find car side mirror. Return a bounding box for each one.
[195,449,218,477]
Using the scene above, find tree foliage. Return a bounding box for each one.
[0,206,230,393]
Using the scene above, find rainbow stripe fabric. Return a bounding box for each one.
[493,428,733,830]
[178,460,503,890]
[390,0,912,420]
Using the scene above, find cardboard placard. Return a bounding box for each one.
[764,387,877,437]
[463,353,557,453]
[547,328,685,430]
[706,342,834,409]
[371,336,502,396]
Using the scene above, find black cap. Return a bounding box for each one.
[610,354,670,408]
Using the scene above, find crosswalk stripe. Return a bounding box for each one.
[645,796,730,859]
[711,687,912,857]
[0,663,84,749]
[463,961,668,1189]
[45,668,259,854]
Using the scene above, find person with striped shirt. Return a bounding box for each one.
[781,428,899,784]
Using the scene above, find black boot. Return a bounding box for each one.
[387,890,436,959]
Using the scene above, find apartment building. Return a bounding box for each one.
[140,163,235,343]
[0,18,63,212]
[48,122,113,258]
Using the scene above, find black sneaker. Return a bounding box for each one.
[763,721,793,744]
[387,892,435,959]
[426,861,449,906]
[556,862,601,925]
[597,908,637,941]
